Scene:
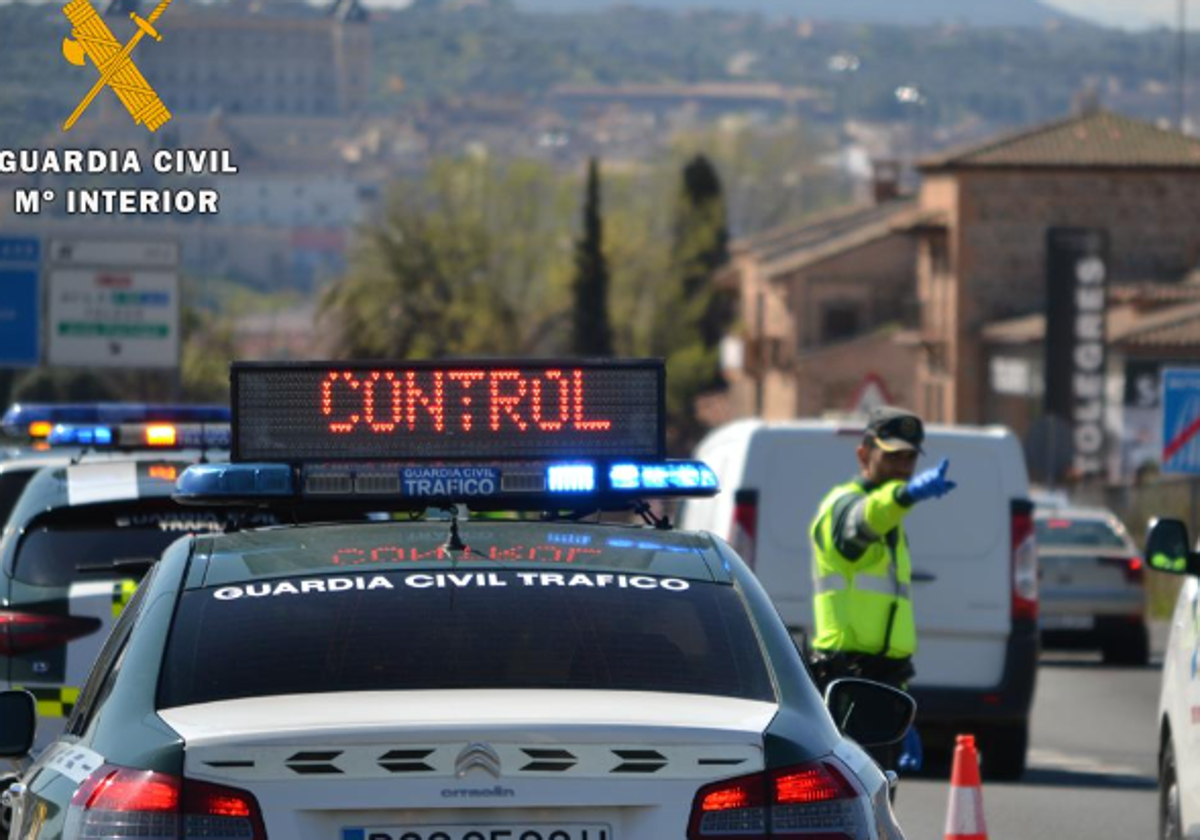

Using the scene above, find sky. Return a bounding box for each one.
[0,0,1190,29]
[1045,0,1184,29]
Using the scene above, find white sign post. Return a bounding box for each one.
[47,239,180,369]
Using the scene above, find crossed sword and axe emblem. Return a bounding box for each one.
[60,0,174,132]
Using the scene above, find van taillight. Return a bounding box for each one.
[687,759,863,839]
[0,610,102,656]
[1011,500,1038,622]
[730,489,759,569]
[69,764,267,840]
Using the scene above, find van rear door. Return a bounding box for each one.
[750,427,1021,691]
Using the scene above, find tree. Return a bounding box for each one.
[570,158,614,357]
[321,157,574,361]
[653,153,733,451]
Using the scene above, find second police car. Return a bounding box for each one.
[0,360,916,840]
[1147,516,1200,840]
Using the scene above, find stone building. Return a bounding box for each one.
[910,109,1200,425]
[718,175,920,420]
[101,0,370,120]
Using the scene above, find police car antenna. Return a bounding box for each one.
[634,501,672,531]
[442,505,467,552]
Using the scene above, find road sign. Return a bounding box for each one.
[848,373,893,415]
[1161,368,1200,473]
[0,235,41,367]
[46,269,179,369]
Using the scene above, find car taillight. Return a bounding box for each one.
[688,759,864,840]
[730,488,759,569]
[1012,500,1038,622]
[68,765,267,840]
[1102,556,1145,584]
[0,610,102,656]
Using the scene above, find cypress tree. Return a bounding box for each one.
[571,157,614,357]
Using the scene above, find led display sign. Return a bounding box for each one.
[232,360,665,462]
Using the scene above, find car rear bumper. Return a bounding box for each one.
[908,618,1038,727]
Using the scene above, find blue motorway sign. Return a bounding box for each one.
[0,236,40,367]
[1161,368,1200,473]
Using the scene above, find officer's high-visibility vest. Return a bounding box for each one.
[810,479,916,659]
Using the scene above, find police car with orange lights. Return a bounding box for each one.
[0,403,232,531]
[0,408,272,760]
[0,360,914,840]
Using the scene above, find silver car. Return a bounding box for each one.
[1035,507,1148,665]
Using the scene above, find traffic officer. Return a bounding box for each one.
[809,406,957,767]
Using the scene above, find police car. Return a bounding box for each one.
[0,403,232,530]
[0,360,915,840]
[1145,517,1200,840]
[0,412,265,756]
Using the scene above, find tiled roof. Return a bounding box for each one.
[734,199,917,277]
[920,110,1200,170]
[983,299,1200,348]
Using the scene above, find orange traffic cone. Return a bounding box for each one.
[943,734,989,840]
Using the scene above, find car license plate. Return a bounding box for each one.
[342,825,612,840]
[1040,614,1094,630]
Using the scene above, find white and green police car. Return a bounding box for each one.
[1147,517,1200,840]
[0,360,915,840]
[0,411,268,754]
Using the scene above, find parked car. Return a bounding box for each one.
[1035,507,1148,665]
[680,419,1038,779]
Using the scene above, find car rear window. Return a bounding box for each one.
[12,502,280,587]
[1035,517,1129,549]
[158,569,775,707]
[0,469,36,530]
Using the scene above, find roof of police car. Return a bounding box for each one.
[10,456,204,516]
[187,518,733,589]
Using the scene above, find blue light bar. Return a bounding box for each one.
[547,464,596,493]
[175,459,717,507]
[43,422,231,450]
[608,461,718,493]
[2,403,231,436]
[48,425,113,446]
[175,463,295,501]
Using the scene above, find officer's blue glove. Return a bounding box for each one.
[903,458,957,503]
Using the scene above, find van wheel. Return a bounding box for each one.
[1162,740,1183,840]
[979,720,1028,781]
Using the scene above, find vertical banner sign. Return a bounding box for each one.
[1044,228,1109,478]
[0,236,41,367]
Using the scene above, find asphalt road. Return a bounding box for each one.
[894,626,1165,840]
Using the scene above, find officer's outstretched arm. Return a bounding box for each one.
[830,482,913,561]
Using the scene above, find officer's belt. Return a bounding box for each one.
[814,573,910,598]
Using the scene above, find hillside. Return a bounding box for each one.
[514,0,1084,28]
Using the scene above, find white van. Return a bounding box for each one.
[680,418,1039,779]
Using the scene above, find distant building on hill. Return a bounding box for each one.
[101,0,370,119]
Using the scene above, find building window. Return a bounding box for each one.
[929,235,949,277]
[821,302,861,343]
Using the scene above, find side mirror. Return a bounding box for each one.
[0,690,36,758]
[1145,518,1200,576]
[824,678,916,748]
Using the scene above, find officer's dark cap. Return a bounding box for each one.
[866,406,925,454]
